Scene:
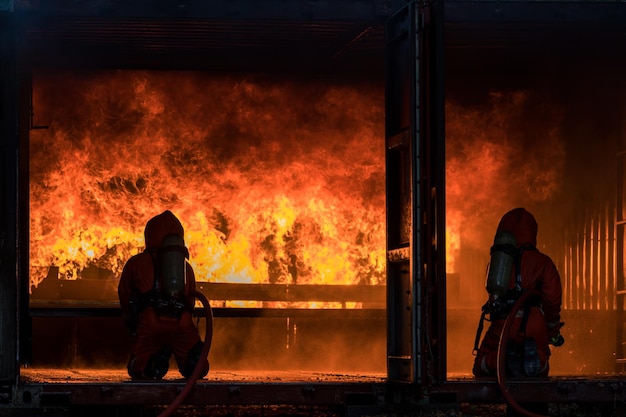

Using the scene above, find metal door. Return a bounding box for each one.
[385,0,446,390]
[0,7,20,384]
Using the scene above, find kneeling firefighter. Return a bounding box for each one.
[473,208,564,378]
[118,210,210,380]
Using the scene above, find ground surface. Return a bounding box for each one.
[1,403,616,417]
[8,368,626,417]
[19,367,387,383]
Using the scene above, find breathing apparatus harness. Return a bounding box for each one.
[473,233,538,356]
[148,233,192,318]
[126,233,192,331]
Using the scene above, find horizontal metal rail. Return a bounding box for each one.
[29,281,386,318]
[31,281,385,304]
[29,306,386,319]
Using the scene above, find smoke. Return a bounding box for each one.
[207,318,386,373]
[446,90,566,253]
[445,89,569,375]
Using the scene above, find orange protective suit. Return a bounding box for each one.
[118,210,209,380]
[473,208,563,378]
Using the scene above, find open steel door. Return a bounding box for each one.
[385,0,445,390]
[0,5,20,386]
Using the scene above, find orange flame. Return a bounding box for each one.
[29,71,385,292]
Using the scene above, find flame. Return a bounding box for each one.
[446,211,461,273]
[29,70,385,293]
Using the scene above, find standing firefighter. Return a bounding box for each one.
[473,208,564,378]
[118,210,210,380]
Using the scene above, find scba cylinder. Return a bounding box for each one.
[486,231,517,300]
[160,234,187,299]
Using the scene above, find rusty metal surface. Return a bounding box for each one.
[431,376,626,405]
[14,368,626,408]
[16,368,387,407]
[20,368,386,384]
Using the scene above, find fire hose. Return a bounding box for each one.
[496,288,547,417]
[158,290,213,417]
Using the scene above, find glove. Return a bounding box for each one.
[549,333,565,347]
[548,321,565,347]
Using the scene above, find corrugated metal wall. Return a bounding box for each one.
[562,205,616,311]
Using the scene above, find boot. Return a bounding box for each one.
[523,337,540,377]
[181,341,209,380]
[505,340,524,377]
[146,346,172,380]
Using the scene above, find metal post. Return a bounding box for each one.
[0,8,19,384]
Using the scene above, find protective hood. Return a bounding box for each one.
[144,210,185,250]
[496,207,538,248]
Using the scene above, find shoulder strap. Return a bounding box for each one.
[142,248,160,292]
[473,302,490,355]
[515,243,537,291]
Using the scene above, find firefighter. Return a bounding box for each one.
[473,207,564,378]
[118,210,210,380]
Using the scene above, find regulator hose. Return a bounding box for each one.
[157,290,213,417]
[496,289,547,417]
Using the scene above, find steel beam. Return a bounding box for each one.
[6,377,626,409]
[12,380,386,408]
[29,306,386,319]
[430,378,626,405]
[13,0,400,20]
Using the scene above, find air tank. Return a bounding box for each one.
[486,231,517,300]
[159,234,187,299]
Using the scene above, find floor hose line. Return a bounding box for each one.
[158,290,214,417]
[496,289,547,417]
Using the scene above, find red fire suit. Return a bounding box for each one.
[473,208,563,378]
[118,210,209,380]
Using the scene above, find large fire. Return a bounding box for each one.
[445,90,566,275]
[29,71,386,294]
